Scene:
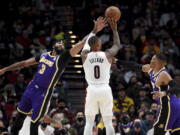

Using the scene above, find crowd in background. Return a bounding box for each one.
[0,0,180,135]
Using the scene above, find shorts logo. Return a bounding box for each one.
[158,124,164,129]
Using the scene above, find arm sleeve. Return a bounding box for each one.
[166,80,180,96]
[57,50,72,69]
[35,53,41,62]
[82,32,95,51]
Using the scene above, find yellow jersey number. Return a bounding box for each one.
[39,64,46,74]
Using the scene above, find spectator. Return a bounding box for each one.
[0,119,9,135]
[113,88,135,113]
[126,76,143,98]
[119,112,132,135]
[14,73,27,99]
[50,99,74,124]
[141,110,155,133]
[135,87,152,109]
[61,118,77,135]
[138,102,150,119]
[150,102,158,115]
[2,84,16,102]
[72,111,85,135]
[129,119,146,135]
[128,105,138,121]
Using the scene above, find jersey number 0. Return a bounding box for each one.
[94,65,100,79]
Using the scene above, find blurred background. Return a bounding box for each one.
[0,0,180,135]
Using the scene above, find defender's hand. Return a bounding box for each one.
[151,91,166,99]
[92,17,107,34]
[107,18,117,31]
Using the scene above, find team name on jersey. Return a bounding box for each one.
[40,57,54,67]
[89,58,104,64]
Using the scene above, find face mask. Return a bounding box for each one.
[54,46,63,55]
[122,116,130,125]
[64,124,70,129]
[41,122,48,128]
[77,117,84,122]
[152,110,157,114]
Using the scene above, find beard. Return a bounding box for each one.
[54,47,63,55]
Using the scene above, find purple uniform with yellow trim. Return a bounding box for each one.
[17,51,71,123]
[150,67,180,132]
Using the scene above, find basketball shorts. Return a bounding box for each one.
[17,84,51,123]
[154,95,180,132]
[85,84,113,116]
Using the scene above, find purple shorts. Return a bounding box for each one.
[154,95,180,132]
[17,83,51,123]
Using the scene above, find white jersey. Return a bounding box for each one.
[83,51,111,85]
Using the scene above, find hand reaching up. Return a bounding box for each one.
[107,18,117,31]
[92,16,107,34]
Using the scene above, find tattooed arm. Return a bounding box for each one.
[105,18,121,63]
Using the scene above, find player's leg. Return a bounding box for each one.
[154,96,170,135]
[170,97,180,135]
[102,115,115,135]
[84,86,98,135]
[99,86,115,135]
[11,112,27,135]
[30,121,39,135]
[11,90,32,135]
[154,124,167,135]
[30,89,51,135]
[84,115,96,135]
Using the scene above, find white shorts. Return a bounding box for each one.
[85,84,113,116]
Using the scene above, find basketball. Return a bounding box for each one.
[105,6,121,22]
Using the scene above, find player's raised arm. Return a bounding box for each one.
[105,18,121,58]
[81,17,107,62]
[70,16,106,57]
[69,41,86,57]
[0,56,40,75]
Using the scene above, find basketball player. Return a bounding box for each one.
[0,36,88,135]
[142,53,180,135]
[81,17,121,135]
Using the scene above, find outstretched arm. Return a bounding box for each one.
[0,58,38,75]
[105,18,121,59]
[69,41,86,57]
[81,17,107,62]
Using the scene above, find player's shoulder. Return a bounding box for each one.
[40,51,49,57]
[98,51,107,56]
[159,70,171,79]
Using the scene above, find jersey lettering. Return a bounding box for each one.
[89,58,104,64]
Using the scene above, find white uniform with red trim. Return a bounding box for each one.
[83,51,113,116]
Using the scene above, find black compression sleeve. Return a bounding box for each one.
[58,50,71,69]
[166,80,180,95]
[35,53,41,62]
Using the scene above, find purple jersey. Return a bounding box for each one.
[150,67,180,131]
[17,50,71,122]
[149,67,168,92]
[32,52,61,88]
[30,50,70,89]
